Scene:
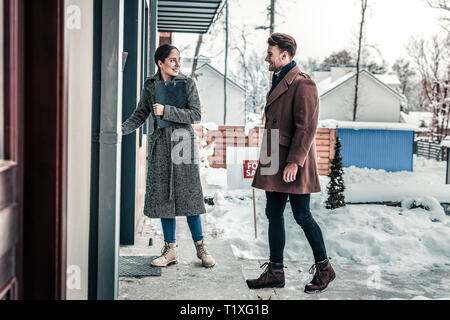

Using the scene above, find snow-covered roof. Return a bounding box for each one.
[319,119,426,132]
[317,72,355,96]
[196,63,246,92]
[317,69,404,101]
[401,111,434,128]
[374,74,401,86]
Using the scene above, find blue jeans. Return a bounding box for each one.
[265,191,328,265]
[161,215,204,243]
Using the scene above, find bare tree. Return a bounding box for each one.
[427,0,450,31]
[407,34,450,141]
[392,58,419,109]
[322,50,354,68]
[353,0,368,122]
[232,27,270,122]
[224,0,229,125]
[256,0,277,33]
[190,34,204,79]
[428,0,450,9]
[269,0,276,34]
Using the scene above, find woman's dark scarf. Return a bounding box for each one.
[269,60,297,96]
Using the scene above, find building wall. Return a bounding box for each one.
[135,0,146,235]
[195,67,246,126]
[319,72,401,122]
[66,0,94,300]
[0,0,3,161]
[338,129,414,172]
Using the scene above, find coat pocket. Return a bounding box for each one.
[279,134,291,148]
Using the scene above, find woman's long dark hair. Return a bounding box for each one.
[154,44,179,70]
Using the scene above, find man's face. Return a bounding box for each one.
[265,45,289,73]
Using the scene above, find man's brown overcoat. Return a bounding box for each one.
[252,65,322,195]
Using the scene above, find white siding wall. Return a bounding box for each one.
[319,73,401,122]
[0,0,3,160]
[195,67,246,126]
[66,0,93,300]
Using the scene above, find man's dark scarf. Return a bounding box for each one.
[269,60,297,96]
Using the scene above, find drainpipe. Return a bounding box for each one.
[97,0,124,300]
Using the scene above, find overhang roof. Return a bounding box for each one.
[157,0,223,34]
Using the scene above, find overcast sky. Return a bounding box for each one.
[173,0,446,72]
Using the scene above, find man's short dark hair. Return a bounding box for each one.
[268,33,297,58]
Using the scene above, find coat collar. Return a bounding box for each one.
[150,70,188,81]
[265,65,301,109]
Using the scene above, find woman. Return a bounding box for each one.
[121,44,215,268]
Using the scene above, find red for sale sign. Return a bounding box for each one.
[243,160,259,179]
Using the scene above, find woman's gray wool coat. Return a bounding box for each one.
[121,72,206,219]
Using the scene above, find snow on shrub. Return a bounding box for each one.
[401,196,446,222]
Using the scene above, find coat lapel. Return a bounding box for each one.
[265,66,301,110]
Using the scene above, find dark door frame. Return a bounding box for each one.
[22,0,67,300]
[120,0,140,246]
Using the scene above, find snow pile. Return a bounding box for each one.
[441,136,450,148]
[198,141,215,169]
[201,122,219,131]
[203,189,450,274]
[200,156,450,274]
[400,111,433,128]
[401,196,446,222]
[342,156,450,203]
[244,122,260,136]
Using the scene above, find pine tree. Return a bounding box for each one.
[326,136,346,209]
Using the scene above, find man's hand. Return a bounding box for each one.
[153,104,165,116]
[283,163,299,183]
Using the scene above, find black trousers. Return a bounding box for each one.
[265,191,328,264]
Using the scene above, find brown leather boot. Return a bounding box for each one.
[304,261,336,294]
[246,262,285,289]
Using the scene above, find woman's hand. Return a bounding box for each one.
[153,104,165,116]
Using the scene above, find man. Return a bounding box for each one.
[247,33,336,294]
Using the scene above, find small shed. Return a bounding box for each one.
[320,120,421,172]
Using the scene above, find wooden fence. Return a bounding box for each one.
[193,125,336,176]
[414,139,447,161]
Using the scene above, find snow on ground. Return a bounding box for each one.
[200,156,450,275]
[344,156,450,203]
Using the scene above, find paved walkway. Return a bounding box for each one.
[119,217,251,300]
[119,216,450,300]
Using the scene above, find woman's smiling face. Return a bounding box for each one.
[158,49,181,79]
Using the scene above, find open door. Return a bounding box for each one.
[0,0,22,301]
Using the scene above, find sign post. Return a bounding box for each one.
[244,160,259,239]
[227,147,260,239]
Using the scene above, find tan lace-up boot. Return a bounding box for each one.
[194,240,216,268]
[151,242,178,267]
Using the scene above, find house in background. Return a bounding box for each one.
[314,66,405,123]
[182,57,246,126]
